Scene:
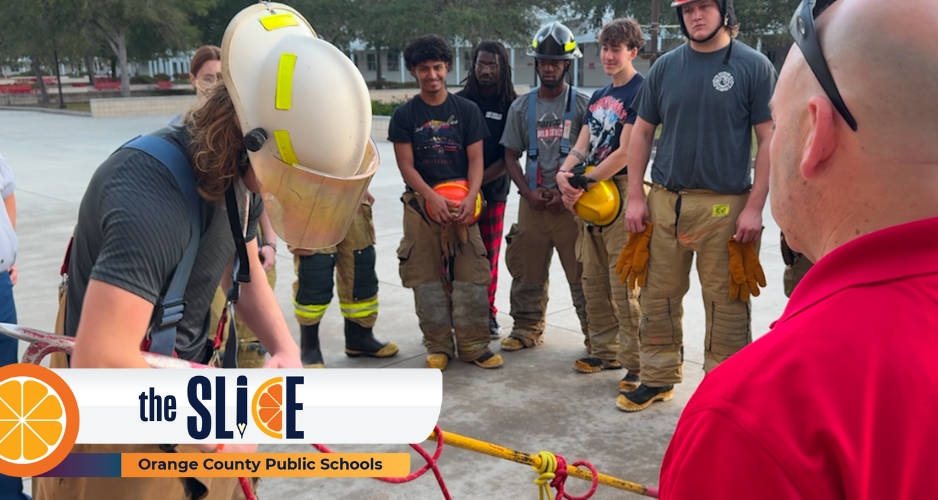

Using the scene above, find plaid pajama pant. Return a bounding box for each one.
[477,200,507,316]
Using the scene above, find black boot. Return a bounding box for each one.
[344,319,399,358]
[300,324,324,368]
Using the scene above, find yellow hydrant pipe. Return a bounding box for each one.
[427,430,659,498]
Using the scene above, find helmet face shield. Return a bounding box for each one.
[527,21,583,60]
[222,3,377,249]
[247,138,379,250]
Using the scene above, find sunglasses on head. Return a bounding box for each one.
[790,0,857,131]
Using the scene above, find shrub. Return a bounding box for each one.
[130,75,154,84]
[372,100,404,116]
[153,73,171,81]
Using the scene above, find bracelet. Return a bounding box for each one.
[570,150,587,163]
[261,242,277,251]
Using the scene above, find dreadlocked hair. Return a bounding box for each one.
[186,83,244,203]
[461,40,517,111]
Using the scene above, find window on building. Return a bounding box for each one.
[367,53,376,71]
[352,53,359,67]
[387,52,399,72]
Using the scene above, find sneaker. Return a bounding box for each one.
[500,337,527,351]
[473,351,504,369]
[616,384,674,412]
[426,353,449,370]
[618,371,641,393]
[489,316,502,340]
[573,357,623,373]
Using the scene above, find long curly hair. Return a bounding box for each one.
[461,41,517,111]
[186,84,244,202]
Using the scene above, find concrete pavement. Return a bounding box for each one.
[0,109,791,499]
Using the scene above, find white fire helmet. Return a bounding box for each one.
[221,2,377,250]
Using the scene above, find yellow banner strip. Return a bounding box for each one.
[122,453,410,478]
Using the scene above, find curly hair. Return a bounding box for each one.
[461,41,517,111]
[599,18,646,51]
[404,35,454,70]
[185,84,244,203]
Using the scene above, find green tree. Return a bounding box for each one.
[82,0,217,97]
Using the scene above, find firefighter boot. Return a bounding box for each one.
[301,324,325,368]
[344,319,399,358]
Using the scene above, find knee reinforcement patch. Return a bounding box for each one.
[296,253,336,306]
[352,245,378,301]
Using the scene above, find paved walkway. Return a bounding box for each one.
[0,110,791,499]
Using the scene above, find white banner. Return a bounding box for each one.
[58,369,442,444]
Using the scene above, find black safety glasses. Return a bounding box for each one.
[790,0,857,131]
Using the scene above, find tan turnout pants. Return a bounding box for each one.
[638,184,756,386]
[504,200,588,347]
[577,176,641,368]
[396,191,492,362]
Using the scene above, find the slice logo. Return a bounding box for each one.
[0,364,79,477]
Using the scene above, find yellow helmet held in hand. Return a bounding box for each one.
[574,167,621,227]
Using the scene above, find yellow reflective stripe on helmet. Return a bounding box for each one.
[294,300,328,319]
[273,130,298,165]
[339,299,378,319]
[260,13,299,31]
[275,53,296,110]
[600,180,612,197]
[564,40,577,52]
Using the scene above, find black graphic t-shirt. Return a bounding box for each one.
[388,93,489,188]
[455,89,511,202]
[585,74,644,168]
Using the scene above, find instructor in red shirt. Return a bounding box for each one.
[660,0,938,497]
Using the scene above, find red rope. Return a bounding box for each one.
[311,425,451,499]
[551,454,600,500]
[238,477,257,500]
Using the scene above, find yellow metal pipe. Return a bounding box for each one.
[427,430,659,498]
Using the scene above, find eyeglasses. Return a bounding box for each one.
[195,73,222,91]
[474,62,498,72]
[790,0,857,131]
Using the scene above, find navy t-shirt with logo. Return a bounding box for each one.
[585,74,644,170]
[388,93,489,189]
[633,41,776,194]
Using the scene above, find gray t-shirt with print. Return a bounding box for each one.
[634,41,777,194]
[500,85,589,189]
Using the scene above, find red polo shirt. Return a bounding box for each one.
[659,217,938,499]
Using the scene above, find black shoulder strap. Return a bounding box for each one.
[119,135,201,357]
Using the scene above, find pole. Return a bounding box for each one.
[52,33,65,109]
[652,0,661,58]
[427,430,659,498]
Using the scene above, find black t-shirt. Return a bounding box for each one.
[388,93,489,189]
[585,74,644,169]
[455,89,511,202]
[66,126,262,361]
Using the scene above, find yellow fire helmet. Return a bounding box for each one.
[574,167,622,227]
[222,2,377,250]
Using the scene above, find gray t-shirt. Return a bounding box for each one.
[634,41,777,194]
[500,85,589,189]
[66,126,261,361]
[0,153,16,273]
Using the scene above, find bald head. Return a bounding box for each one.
[821,0,938,160]
[770,0,938,261]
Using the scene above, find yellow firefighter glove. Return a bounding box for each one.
[615,222,654,290]
[726,237,766,301]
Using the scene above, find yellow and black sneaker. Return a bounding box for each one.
[618,371,641,393]
[616,384,674,412]
[573,357,623,373]
[473,351,504,369]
